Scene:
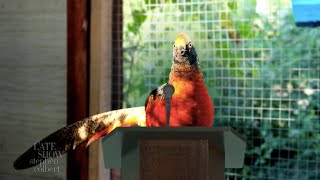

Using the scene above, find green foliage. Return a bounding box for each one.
[128,9,147,34]
[123,0,320,179]
[212,2,320,179]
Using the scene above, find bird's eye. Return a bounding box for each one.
[188,43,192,48]
[173,44,175,48]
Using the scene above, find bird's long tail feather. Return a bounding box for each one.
[13,106,146,170]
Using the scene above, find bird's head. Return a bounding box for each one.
[172,32,198,67]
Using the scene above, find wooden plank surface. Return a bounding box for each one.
[67,0,89,180]
[0,0,66,179]
[89,0,113,180]
[140,140,209,180]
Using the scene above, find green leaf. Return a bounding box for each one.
[227,1,237,11]
[127,24,137,34]
[237,23,253,38]
[132,10,147,25]
[144,0,156,5]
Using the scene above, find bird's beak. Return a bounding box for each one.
[179,46,187,56]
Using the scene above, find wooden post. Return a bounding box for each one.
[111,0,123,179]
[67,0,90,180]
[89,0,113,180]
[111,0,123,110]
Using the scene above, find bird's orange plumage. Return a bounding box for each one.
[146,32,214,127]
[146,70,214,126]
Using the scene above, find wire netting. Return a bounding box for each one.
[122,0,320,179]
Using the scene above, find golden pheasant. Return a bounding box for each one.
[14,32,214,170]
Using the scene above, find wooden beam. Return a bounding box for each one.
[111,0,123,179]
[89,0,113,180]
[111,0,123,110]
[67,0,90,180]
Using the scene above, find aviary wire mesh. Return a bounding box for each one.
[122,0,320,179]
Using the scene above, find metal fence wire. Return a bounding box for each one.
[122,0,320,179]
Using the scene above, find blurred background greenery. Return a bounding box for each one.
[122,0,320,179]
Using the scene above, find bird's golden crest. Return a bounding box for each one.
[174,32,192,47]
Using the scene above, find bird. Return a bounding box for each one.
[13,32,214,170]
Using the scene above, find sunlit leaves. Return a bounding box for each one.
[127,9,147,35]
